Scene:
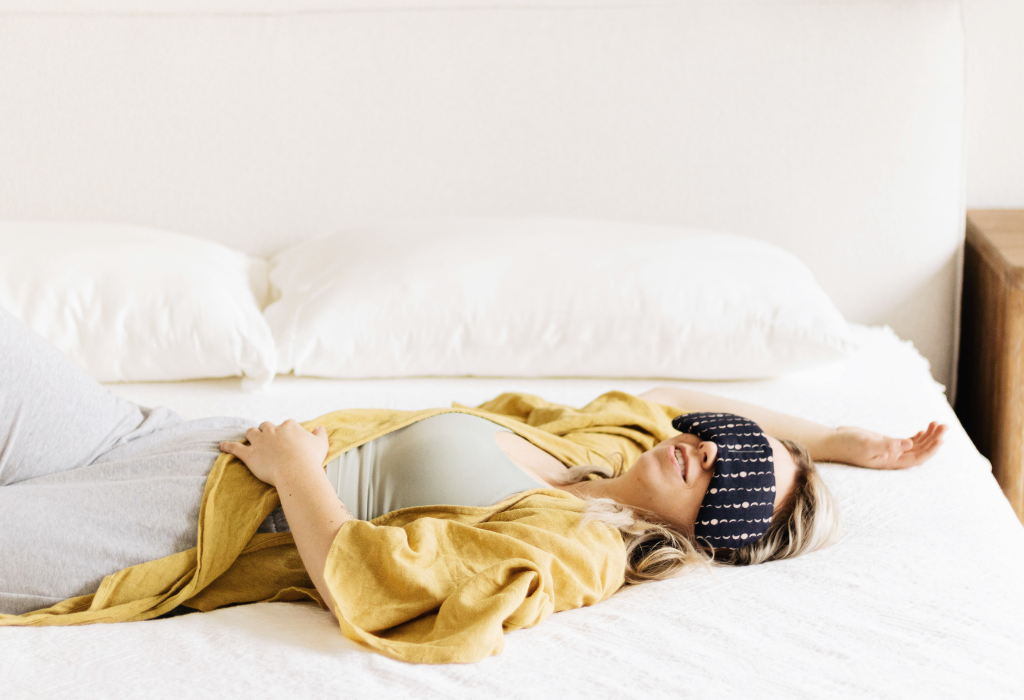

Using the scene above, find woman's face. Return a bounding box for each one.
[624,432,798,534]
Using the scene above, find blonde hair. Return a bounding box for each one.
[563,438,840,585]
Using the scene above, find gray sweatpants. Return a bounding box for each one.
[0,308,258,615]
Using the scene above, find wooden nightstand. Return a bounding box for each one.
[955,210,1024,525]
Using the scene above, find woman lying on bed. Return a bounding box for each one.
[0,309,945,663]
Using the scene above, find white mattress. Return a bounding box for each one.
[3,324,1022,699]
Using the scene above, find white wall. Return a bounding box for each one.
[964,0,1024,207]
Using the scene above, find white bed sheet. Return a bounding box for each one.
[2,324,1022,699]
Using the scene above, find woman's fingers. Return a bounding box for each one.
[867,423,944,469]
[219,439,251,461]
[895,423,946,467]
[911,423,943,453]
[836,421,946,469]
[922,424,947,453]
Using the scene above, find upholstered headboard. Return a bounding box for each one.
[0,0,966,390]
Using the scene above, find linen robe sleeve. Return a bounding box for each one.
[466,390,682,473]
[322,491,626,664]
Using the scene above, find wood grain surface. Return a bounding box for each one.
[955,210,1024,524]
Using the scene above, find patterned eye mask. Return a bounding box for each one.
[671,412,776,549]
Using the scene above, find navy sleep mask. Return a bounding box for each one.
[671,412,776,549]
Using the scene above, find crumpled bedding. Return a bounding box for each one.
[1,324,1022,698]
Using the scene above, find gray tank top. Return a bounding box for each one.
[324,412,549,521]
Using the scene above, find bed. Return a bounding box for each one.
[1,325,1021,697]
[2,0,1021,697]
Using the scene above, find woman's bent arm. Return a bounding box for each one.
[219,420,350,617]
[274,459,351,617]
[637,386,946,469]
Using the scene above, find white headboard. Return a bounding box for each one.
[0,1,966,390]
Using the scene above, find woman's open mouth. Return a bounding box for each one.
[671,446,686,483]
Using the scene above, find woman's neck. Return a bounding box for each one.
[558,475,629,502]
[560,474,669,526]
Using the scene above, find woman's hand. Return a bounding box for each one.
[824,422,947,470]
[222,420,346,619]
[219,420,329,487]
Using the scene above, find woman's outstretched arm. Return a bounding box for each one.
[219,420,348,618]
[637,386,946,469]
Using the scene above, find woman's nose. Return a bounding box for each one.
[700,442,718,470]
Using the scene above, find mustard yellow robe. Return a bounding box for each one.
[0,391,681,664]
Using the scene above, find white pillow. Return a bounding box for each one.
[266,218,856,380]
[0,222,276,385]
